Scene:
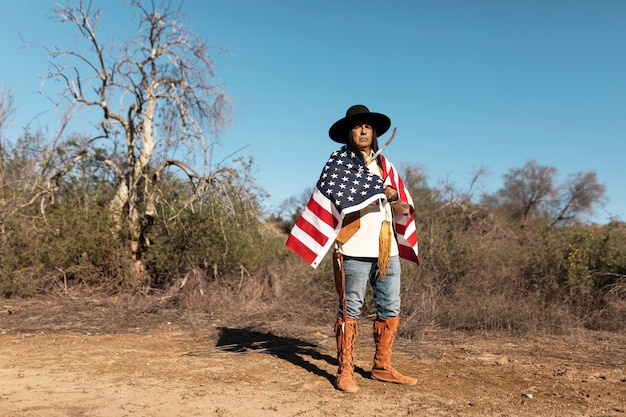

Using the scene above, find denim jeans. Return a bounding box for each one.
[338,255,401,319]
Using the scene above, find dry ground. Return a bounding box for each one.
[1,296,625,417]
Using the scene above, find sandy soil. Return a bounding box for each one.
[1,297,625,417]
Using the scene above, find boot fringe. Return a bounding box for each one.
[335,317,359,393]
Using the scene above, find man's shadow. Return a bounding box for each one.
[215,327,368,385]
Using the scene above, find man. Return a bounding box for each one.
[286,104,420,393]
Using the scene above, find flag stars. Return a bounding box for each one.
[316,145,390,213]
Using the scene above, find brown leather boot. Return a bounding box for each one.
[334,316,359,392]
[371,316,417,385]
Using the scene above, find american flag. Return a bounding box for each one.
[286,146,420,268]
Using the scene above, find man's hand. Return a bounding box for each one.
[384,186,410,214]
[384,185,399,202]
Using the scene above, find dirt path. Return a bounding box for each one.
[1,327,625,416]
[1,302,625,416]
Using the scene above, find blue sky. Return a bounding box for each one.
[1,0,624,223]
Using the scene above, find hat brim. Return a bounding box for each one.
[328,112,391,143]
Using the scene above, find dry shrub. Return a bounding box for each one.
[396,205,626,335]
[584,282,626,331]
[154,256,337,326]
[158,267,279,315]
[398,262,444,339]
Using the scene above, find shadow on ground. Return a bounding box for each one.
[215,326,369,384]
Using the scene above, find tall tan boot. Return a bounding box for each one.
[371,316,417,385]
[334,316,359,393]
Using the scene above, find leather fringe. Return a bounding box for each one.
[377,220,392,278]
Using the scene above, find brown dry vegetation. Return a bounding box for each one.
[1,294,625,417]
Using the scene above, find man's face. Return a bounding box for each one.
[351,123,373,153]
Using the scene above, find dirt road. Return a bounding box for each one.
[1,300,625,416]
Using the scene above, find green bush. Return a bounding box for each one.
[145,203,283,290]
[0,203,135,296]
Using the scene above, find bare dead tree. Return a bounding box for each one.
[497,160,605,227]
[497,159,557,227]
[0,105,75,238]
[550,171,606,226]
[35,0,233,272]
[0,89,15,201]
[0,89,17,236]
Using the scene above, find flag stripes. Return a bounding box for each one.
[285,187,341,267]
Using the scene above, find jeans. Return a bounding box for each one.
[338,255,401,320]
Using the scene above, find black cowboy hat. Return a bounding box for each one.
[328,104,391,143]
